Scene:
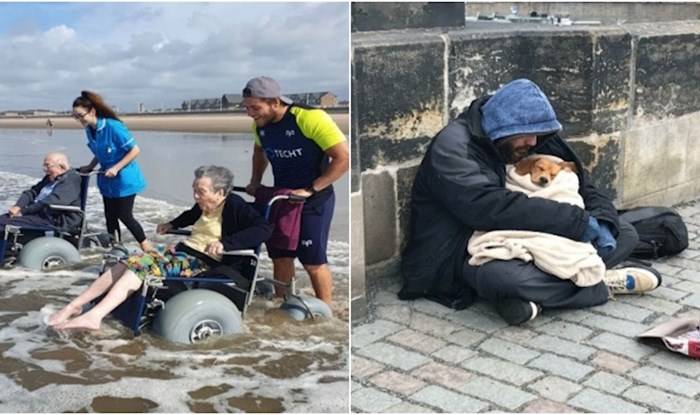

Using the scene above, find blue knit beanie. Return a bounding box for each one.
[480,79,562,142]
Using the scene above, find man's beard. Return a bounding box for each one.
[499,141,533,164]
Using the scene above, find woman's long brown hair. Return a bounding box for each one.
[72,91,121,121]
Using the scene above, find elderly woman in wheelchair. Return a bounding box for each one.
[49,165,271,332]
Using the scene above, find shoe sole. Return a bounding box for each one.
[497,298,536,325]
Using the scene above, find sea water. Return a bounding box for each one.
[0,129,349,412]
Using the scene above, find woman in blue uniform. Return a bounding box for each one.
[72,90,154,252]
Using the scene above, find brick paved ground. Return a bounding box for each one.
[351,201,700,413]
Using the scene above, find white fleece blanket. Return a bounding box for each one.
[467,156,605,287]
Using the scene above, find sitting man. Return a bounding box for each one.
[399,78,661,325]
[0,152,82,233]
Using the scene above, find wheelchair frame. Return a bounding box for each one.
[102,186,327,342]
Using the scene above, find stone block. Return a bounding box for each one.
[459,377,536,410]
[350,98,361,193]
[590,31,633,135]
[568,388,646,413]
[447,29,602,137]
[527,353,594,381]
[585,332,654,361]
[396,164,420,250]
[591,351,637,374]
[622,117,689,205]
[461,356,543,386]
[351,2,465,32]
[351,387,401,413]
[623,385,700,413]
[350,192,367,322]
[629,366,700,397]
[355,342,431,371]
[362,171,397,264]
[352,32,446,170]
[350,298,367,324]
[567,134,620,201]
[410,385,489,413]
[529,376,582,402]
[630,21,700,120]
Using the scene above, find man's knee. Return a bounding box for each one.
[473,260,533,299]
[302,263,330,276]
[616,220,639,249]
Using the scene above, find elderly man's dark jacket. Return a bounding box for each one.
[15,169,82,230]
[399,97,619,308]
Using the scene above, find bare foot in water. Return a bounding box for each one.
[54,313,102,331]
[48,304,83,326]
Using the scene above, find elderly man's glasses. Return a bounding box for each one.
[72,112,89,120]
[43,162,58,169]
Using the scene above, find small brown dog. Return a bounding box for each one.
[514,155,577,187]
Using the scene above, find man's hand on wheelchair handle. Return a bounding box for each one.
[156,222,173,234]
[245,182,259,197]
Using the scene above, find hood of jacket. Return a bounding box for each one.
[480,78,563,143]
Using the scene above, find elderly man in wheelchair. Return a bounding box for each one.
[1,152,84,267]
[49,165,272,334]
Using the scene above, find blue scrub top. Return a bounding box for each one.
[85,118,146,198]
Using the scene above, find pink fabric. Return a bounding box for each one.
[254,186,303,250]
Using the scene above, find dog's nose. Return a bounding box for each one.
[538,177,549,186]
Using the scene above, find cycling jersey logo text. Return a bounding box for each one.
[264,147,303,160]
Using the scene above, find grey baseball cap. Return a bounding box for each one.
[242,76,292,104]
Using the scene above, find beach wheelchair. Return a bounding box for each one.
[99,187,333,344]
[0,171,112,271]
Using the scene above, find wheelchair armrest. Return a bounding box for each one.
[167,229,192,236]
[49,204,84,213]
[221,249,257,258]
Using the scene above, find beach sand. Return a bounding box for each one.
[0,111,349,134]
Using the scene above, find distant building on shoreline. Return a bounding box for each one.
[0,109,56,117]
[181,91,339,111]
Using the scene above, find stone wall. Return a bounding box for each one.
[465,2,700,25]
[350,20,700,321]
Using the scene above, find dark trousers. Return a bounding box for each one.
[461,220,639,309]
[103,195,147,244]
[0,213,54,230]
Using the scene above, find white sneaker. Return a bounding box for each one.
[603,265,662,295]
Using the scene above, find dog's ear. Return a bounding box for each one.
[560,161,577,173]
[515,157,536,175]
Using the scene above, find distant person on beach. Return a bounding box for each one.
[242,76,349,305]
[0,152,81,232]
[48,165,271,331]
[45,118,53,128]
[72,90,154,252]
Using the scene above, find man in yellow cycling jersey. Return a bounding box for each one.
[242,76,349,305]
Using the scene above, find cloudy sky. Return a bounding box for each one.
[0,2,349,112]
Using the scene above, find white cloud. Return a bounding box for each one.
[0,2,349,112]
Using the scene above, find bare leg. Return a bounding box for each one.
[55,268,143,331]
[140,239,155,253]
[48,263,129,326]
[303,263,333,304]
[272,257,296,298]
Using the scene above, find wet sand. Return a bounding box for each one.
[0,111,349,134]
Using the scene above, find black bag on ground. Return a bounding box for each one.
[618,206,689,259]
